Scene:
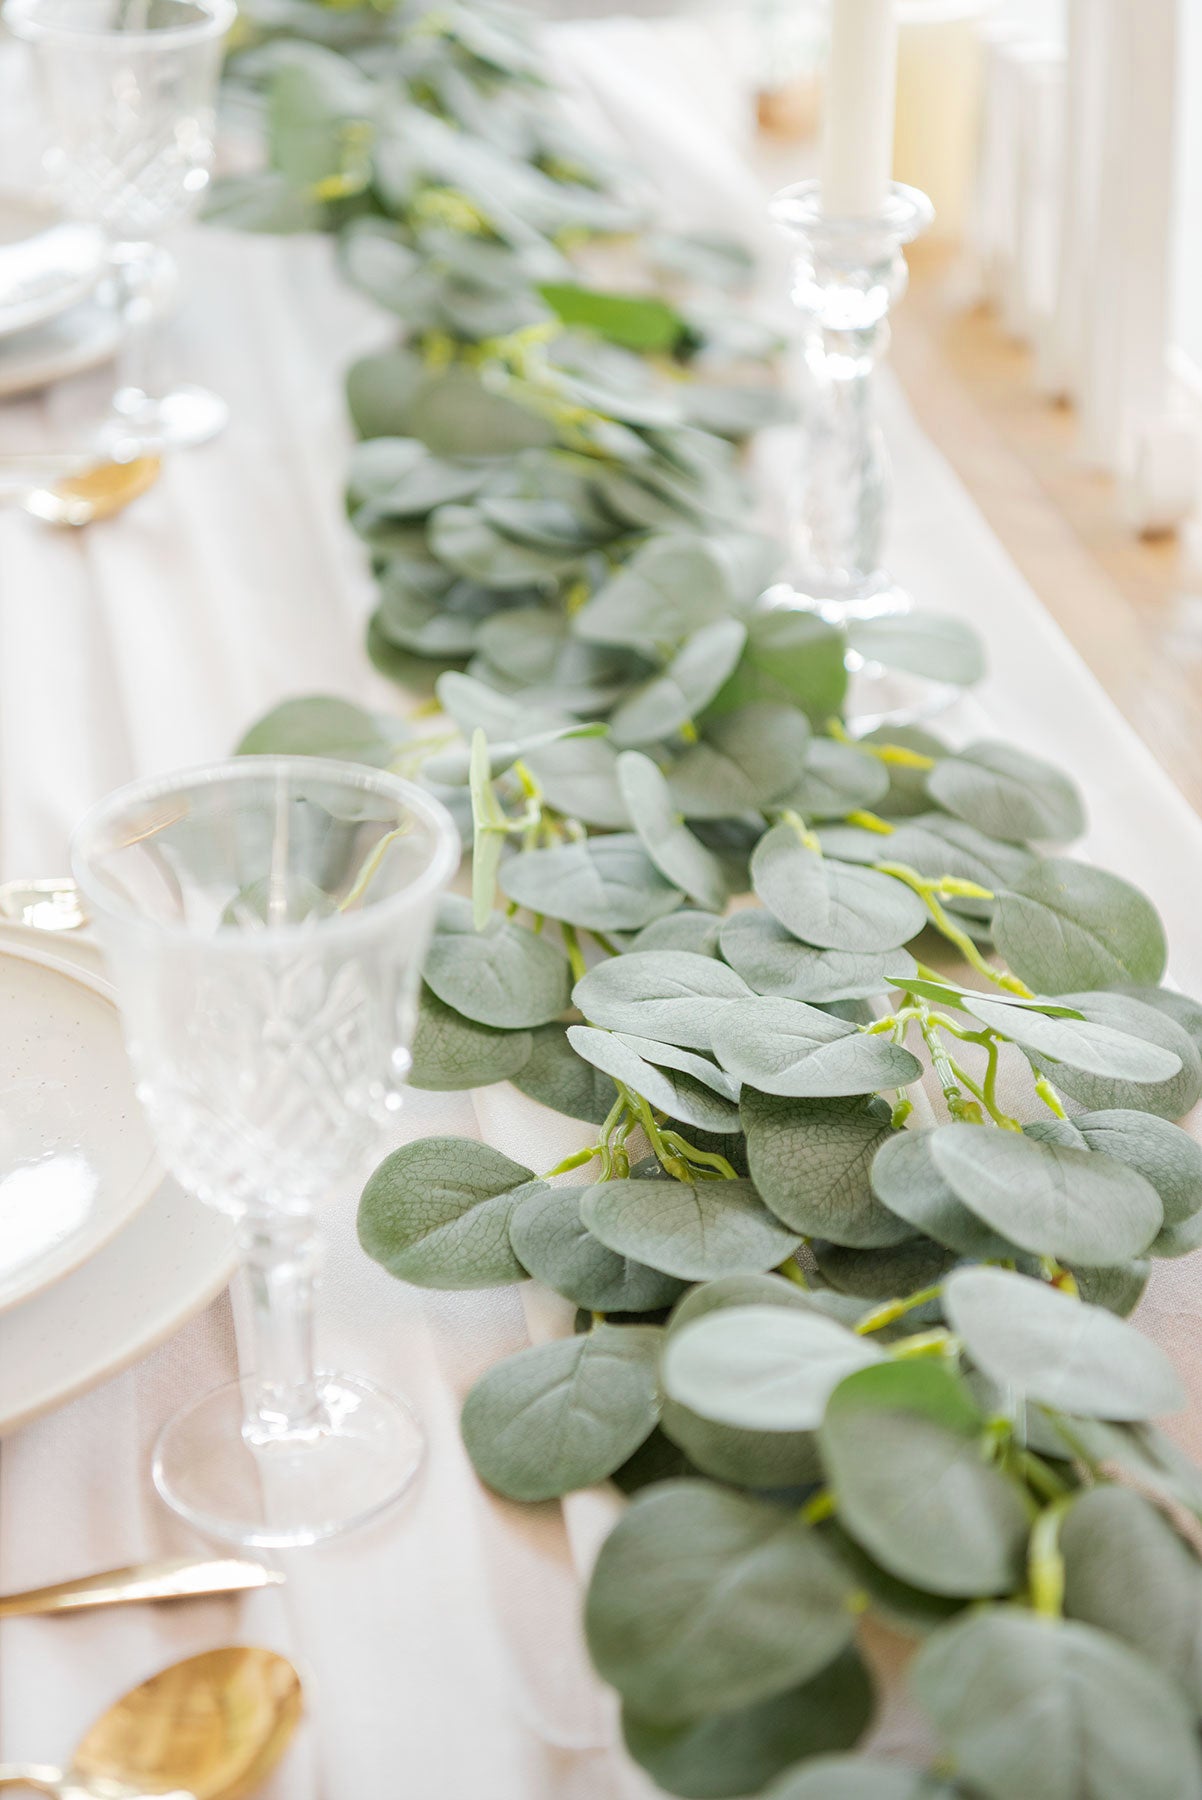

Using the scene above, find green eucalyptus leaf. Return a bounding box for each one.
[911,1608,1202,1800]
[1116,983,1202,1055]
[859,724,949,818]
[667,1272,819,1333]
[927,740,1086,843]
[709,608,849,726]
[573,949,751,1050]
[712,997,923,1098]
[511,1021,617,1124]
[622,1649,874,1800]
[585,1480,862,1721]
[1033,991,1202,1118]
[509,1185,685,1312]
[943,1265,1183,1419]
[461,1323,661,1501]
[870,1129,1017,1258]
[1043,1108,1202,1229]
[659,1396,822,1491]
[631,910,724,957]
[538,282,687,352]
[963,992,1181,1084]
[574,536,733,650]
[617,752,731,911]
[814,1235,957,1300]
[236,695,406,766]
[751,827,927,952]
[423,895,570,1027]
[400,363,557,457]
[522,733,631,828]
[783,738,890,819]
[566,1026,742,1133]
[742,1090,907,1246]
[667,704,812,818]
[820,1361,1030,1597]
[928,1121,1163,1266]
[1061,1484,1202,1710]
[358,1136,534,1287]
[500,835,683,930]
[846,611,986,687]
[409,986,533,1090]
[992,858,1168,994]
[609,619,746,748]
[765,1758,963,1800]
[580,1175,799,1280]
[720,910,916,1003]
[663,1303,883,1431]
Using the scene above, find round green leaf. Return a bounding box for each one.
[992,858,1168,994]
[962,993,1181,1084]
[580,1176,799,1280]
[499,834,683,931]
[720,909,916,1004]
[610,619,747,749]
[622,1648,874,1800]
[236,694,407,766]
[814,1235,956,1300]
[783,738,890,819]
[631,910,724,957]
[573,949,751,1050]
[659,1397,822,1491]
[766,1757,962,1800]
[461,1324,661,1501]
[911,1608,1202,1800]
[1062,1109,1202,1227]
[358,1137,535,1287]
[667,704,812,819]
[522,732,631,828]
[846,610,986,688]
[423,895,570,1028]
[567,1026,741,1133]
[663,1303,884,1431]
[928,1122,1162,1266]
[511,1021,617,1124]
[585,1480,862,1721]
[819,1361,1031,1597]
[617,752,730,911]
[574,535,734,650]
[943,1266,1183,1420]
[927,740,1085,843]
[509,1185,686,1312]
[870,1130,1019,1258]
[667,1272,819,1333]
[712,997,923,1098]
[409,986,533,1090]
[1062,1485,1202,1711]
[751,827,927,952]
[709,607,848,726]
[1035,991,1202,1119]
[742,1091,908,1247]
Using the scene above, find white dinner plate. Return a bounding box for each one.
[0,195,106,340]
[0,926,237,1436]
[0,287,125,399]
[0,935,163,1312]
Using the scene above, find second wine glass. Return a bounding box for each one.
[71,756,459,1548]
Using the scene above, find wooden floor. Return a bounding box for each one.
[890,242,1202,815]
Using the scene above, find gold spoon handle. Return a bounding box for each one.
[0,1765,66,1793]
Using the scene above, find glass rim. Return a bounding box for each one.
[3,0,236,48]
[70,754,460,951]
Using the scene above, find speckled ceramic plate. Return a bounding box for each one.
[0,194,106,340]
[0,935,162,1313]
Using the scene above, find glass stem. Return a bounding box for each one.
[238,1210,325,1441]
[111,240,171,426]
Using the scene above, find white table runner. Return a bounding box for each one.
[2,18,1201,1798]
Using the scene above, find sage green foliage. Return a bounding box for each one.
[225,2,1202,1793]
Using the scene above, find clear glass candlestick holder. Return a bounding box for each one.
[71,757,458,1548]
[765,177,959,729]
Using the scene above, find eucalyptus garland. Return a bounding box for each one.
[220,6,1202,1796]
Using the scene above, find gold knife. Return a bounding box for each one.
[0,1558,284,1618]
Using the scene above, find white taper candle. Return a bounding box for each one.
[820,0,900,217]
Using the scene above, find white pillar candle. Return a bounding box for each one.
[820,0,900,217]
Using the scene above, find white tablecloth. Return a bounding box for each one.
[3,17,1202,1799]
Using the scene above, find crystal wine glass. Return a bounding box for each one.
[71,757,458,1548]
[5,0,236,450]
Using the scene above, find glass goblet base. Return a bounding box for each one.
[763,576,961,733]
[152,1373,425,1549]
[111,383,229,452]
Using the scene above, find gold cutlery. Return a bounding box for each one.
[0,1645,303,1798]
[22,455,162,527]
[0,1557,284,1620]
